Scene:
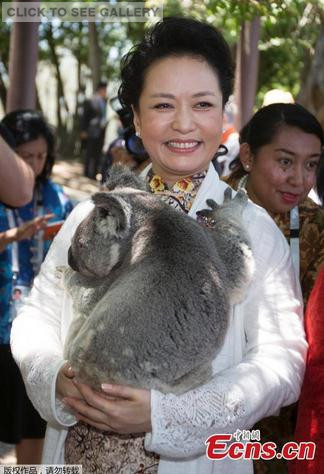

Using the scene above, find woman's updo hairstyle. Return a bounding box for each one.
[118,16,234,113]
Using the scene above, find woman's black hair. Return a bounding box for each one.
[240,103,323,152]
[1,109,56,182]
[0,122,16,148]
[118,17,234,114]
[229,103,324,181]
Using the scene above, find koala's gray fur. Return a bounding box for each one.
[61,165,254,394]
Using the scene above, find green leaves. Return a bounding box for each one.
[1,0,322,145]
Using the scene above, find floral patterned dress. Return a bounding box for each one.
[64,170,207,474]
[273,198,324,304]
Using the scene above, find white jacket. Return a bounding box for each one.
[11,164,307,474]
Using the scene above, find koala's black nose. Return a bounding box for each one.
[68,247,78,271]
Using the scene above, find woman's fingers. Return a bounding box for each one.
[72,380,112,410]
[16,214,55,241]
[65,381,152,434]
[101,383,137,399]
[63,395,115,428]
[62,363,76,379]
[56,364,81,400]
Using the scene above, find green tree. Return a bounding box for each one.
[1,0,322,153]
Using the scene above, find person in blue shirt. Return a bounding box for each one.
[0,110,73,464]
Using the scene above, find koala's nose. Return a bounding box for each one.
[68,247,78,271]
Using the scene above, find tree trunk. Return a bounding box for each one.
[234,17,261,130]
[6,1,39,112]
[35,84,42,113]
[298,28,324,128]
[74,22,85,121]
[72,43,84,156]
[44,23,69,131]
[0,69,7,110]
[88,22,102,92]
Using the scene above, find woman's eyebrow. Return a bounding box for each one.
[275,147,321,157]
[275,148,295,155]
[149,91,217,98]
[149,93,175,98]
[192,91,216,97]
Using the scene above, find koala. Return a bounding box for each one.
[61,165,254,394]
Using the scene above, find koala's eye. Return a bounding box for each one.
[98,207,110,219]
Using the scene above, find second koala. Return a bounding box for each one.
[62,165,254,394]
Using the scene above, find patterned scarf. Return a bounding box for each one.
[146,169,207,213]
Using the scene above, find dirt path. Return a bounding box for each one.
[51,159,101,203]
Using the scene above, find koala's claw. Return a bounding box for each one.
[196,199,219,219]
[223,187,248,207]
[196,209,214,219]
[236,188,248,200]
[223,187,233,202]
[206,199,219,210]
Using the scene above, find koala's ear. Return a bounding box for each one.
[104,164,148,192]
[92,192,130,235]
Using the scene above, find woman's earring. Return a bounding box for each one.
[245,164,250,171]
[135,131,141,138]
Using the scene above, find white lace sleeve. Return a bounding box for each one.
[11,200,94,428]
[145,208,307,458]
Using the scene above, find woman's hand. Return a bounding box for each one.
[63,381,152,434]
[56,363,84,401]
[0,214,54,252]
[15,214,54,241]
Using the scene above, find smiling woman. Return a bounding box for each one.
[226,103,324,302]
[225,103,324,474]
[132,56,223,183]
[11,17,307,474]
[241,125,320,213]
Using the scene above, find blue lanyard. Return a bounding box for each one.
[6,209,20,275]
[6,192,45,278]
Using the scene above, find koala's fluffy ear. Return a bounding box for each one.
[104,164,148,192]
[92,192,130,235]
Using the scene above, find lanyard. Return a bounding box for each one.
[289,206,300,278]
[6,209,20,275]
[6,189,45,278]
[238,175,300,278]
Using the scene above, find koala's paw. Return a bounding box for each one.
[223,186,233,203]
[231,188,248,206]
[222,188,248,209]
[196,199,218,222]
[206,199,219,210]
[197,188,249,224]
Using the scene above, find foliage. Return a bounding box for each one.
[167,0,323,105]
[0,0,322,154]
[257,0,323,106]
